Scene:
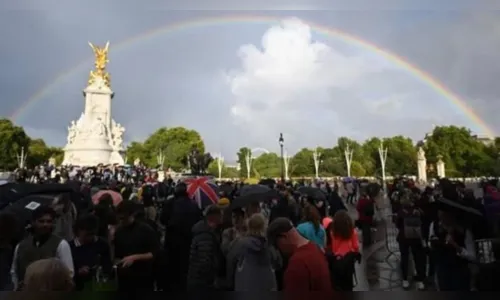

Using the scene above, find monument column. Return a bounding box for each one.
[417,147,427,183]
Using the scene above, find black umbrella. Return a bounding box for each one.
[231,184,279,209]
[297,186,327,202]
[258,178,276,187]
[2,194,58,238]
[436,197,483,216]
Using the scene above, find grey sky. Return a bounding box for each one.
[1,0,499,160]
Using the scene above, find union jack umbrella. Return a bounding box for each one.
[184,176,220,209]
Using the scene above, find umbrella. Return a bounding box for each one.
[231,184,279,209]
[92,190,123,206]
[436,197,483,216]
[2,194,58,233]
[258,178,276,187]
[184,177,220,209]
[297,186,327,202]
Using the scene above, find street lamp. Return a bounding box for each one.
[344,144,353,178]
[215,153,224,181]
[17,147,28,169]
[313,148,321,179]
[279,133,284,182]
[245,152,253,179]
[283,149,291,180]
[378,141,388,197]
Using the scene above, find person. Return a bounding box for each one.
[0,213,17,291]
[356,191,374,246]
[10,206,74,291]
[221,208,246,255]
[160,182,202,291]
[187,204,225,291]
[267,217,332,292]
[395,199,426,290]
[226,213,281,291]
[113,201,160,295]
[69,214,112,291]
[23,258,74,291]
[296,206,326,250]
[430,210,476,291]
[324,211,360,291]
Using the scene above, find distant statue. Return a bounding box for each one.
[111,120,125,149]
[417,147,426,161]
[91,118,107,138]
[67,121,77,145]
[88,41,111,87]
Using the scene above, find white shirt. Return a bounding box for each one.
[10,239,74,290]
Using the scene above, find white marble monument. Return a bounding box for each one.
[417,147,427,183]
[62,42,125,166]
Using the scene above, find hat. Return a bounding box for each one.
[267,217,294,245]
[218,197,230,206]
[322,217,333,229]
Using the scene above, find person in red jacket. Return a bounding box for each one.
[356,192,374,246]
[268,218,332,293]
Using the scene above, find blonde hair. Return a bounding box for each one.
[246,213,267,237]
[23,258,73,291]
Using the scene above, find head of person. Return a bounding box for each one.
[73,214,98,245]
[268,217,306,256]
[204,204,223,228]
[245,202,261,218]
[23,258,73,291]
[115,200,138,227]
[31,206,57,237]
[331,210,354,240]
[231,208,245,228]
[174,182,188,197]
[246,213,267,238]
[302,205,321,231]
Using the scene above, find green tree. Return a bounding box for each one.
[424,126,492,176]
[236,147,252,178]
[291,148,314,176]
[126,142,146,165]
[253,153,281,178]
[27,138,52,167]
[383,136,417,176]
[0,119,31,170]
[140,127,205,170]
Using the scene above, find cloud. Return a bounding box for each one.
[225,18,420,150]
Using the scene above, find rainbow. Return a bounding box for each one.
[12,14,496,138]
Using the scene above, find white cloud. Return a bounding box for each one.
[225,17,394,149]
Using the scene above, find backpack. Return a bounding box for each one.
[403,214,422,240]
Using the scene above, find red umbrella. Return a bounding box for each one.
[92,190,123,206]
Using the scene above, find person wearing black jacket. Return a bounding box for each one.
[160,182,202,291]
[187,204,224,291]
[69,214,112,291]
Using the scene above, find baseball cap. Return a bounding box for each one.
[267,217,294,245]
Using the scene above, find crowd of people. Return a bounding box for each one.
[0,165,499,296]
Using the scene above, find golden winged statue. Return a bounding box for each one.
[88,41,111,87]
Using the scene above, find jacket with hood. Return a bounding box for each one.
[226,235,282,291]
[186,220,223,290]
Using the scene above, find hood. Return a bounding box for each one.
[239,235,267,253]
[191,220,214,236]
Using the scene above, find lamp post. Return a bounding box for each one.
[378,141,388,196]
[344,144,353,178]
[279,133,284,182]
[283,149,291,180]
[215,153,224,181]
[17,147,28,169]
[313,148,321,179]
[245,152,253,179]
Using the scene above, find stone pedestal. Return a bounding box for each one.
[436,157,445,178]
[62,76,125,166]
[417,147,427,183]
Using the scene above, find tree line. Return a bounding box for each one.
[1,118,499,178]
